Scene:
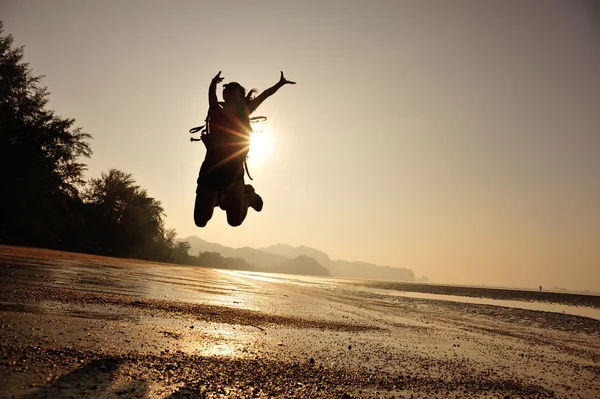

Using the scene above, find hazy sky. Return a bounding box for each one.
[2,0,599,291]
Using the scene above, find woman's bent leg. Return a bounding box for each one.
[223,179,248,227]
[194,186,218,227]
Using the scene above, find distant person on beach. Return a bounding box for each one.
[194,71,295,227]
[540,285,542,293]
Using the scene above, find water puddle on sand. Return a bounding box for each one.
[356,288,600,320]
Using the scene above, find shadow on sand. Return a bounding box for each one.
[22,357,150,399]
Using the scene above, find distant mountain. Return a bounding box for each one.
[329,260,415,281]
[180,236,416,282]
[270,255,330,277]
[258,243,295,257]
[182,236,234,256]
[260,244,331,267]
[181,236,288,268]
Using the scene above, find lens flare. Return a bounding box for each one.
[248,128,274,165]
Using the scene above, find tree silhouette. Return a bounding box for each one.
[0,22,92,246]
[0,24,191,265]
[172,241,192,264]
[83,169,169,258]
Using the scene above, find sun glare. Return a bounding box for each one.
[248,127,274,165]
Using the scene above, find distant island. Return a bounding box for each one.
[270,255,330,276]
[179,236,419,282]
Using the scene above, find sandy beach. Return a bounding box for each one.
[1,245,599,398]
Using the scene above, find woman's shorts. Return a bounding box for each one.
[196,158,244,193]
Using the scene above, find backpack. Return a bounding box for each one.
[189,105,266,180]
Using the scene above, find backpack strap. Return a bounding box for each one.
[244,159,253,181]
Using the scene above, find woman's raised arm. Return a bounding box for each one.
[208,71,223,108]
[248,71,295,113]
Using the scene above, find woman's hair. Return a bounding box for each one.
[224,82,257,102]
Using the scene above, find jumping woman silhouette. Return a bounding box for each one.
[194,71,295,227]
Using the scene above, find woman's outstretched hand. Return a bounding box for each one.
[212,71,224,83]
[279,71,296,85]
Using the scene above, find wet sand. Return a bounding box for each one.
[1,245,599,398]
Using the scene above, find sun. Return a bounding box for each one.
[248,128,274,165]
